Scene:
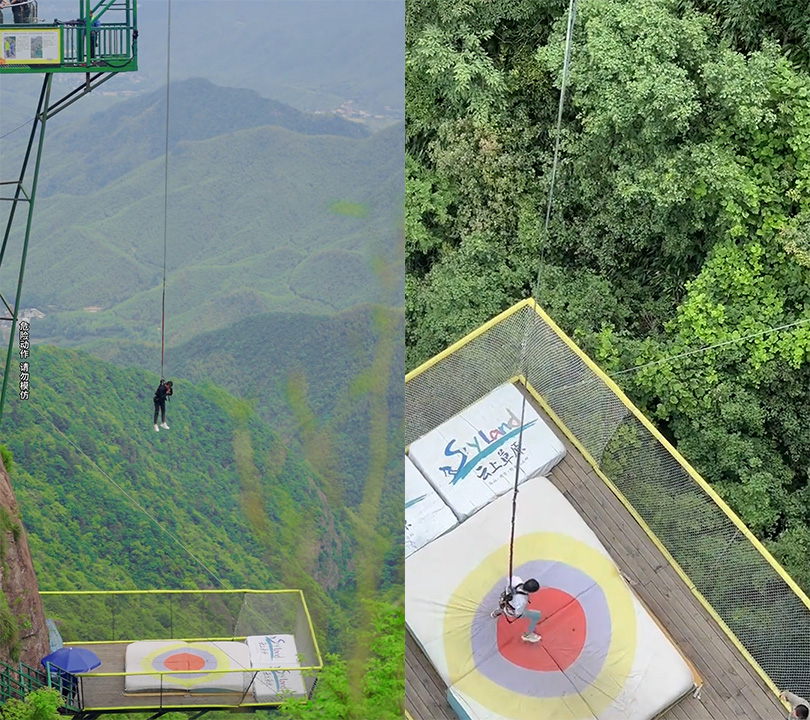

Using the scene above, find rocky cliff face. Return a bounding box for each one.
[0,452,49,667]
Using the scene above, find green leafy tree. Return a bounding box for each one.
[0,688,63,720]
[623,239,810,584]
[279,655,352,720]
[682,0,810,68]
[406,0,810,370]
[278,601,404,720]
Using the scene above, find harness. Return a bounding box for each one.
[498,585,528,624]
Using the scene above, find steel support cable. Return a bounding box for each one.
[159,0,172,381]
[505,0,578,590]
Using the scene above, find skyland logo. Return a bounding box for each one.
[260,669,295,693]
[264,636,287,659]
[439,407,536,484]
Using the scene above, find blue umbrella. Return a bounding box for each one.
[41,647,101,673]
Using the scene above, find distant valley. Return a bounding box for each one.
[8,79,403,347]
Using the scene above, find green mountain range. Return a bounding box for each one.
[14,82,403,346]
[34,78,370,200]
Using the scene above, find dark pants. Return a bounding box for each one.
[11,0,33,24]
[154,398,166,424]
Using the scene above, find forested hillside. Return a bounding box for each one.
[3,345,365,653]
[80,305,406,589]
[1,341,403,715]
[406,0,810,588]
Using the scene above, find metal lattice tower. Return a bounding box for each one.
[0,0,138,423]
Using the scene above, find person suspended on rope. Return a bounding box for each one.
[0,0,24,25]
[489,575,542,643]
[153,379,173,432]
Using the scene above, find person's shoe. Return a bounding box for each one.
[521,632,541,643]
[154,424,160,432]
[160,422,170,429]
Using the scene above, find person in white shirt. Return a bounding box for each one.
[489,575,543,643]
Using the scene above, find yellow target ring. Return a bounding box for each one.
[444,532,637,720]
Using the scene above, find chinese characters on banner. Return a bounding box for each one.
[473,441,528,482]
[19,321,30,400]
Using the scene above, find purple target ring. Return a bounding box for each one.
[469,560,612,697]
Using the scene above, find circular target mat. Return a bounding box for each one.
[444,532,637,720]
[141,643,233,688]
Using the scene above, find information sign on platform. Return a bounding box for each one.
[0,28,61,64]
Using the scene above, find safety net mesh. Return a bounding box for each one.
[39,589,322,707]
[405,299,810,696]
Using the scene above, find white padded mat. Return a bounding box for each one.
[405,475,696,720]
[124,640,250,694]
[408,382,566,521]
[246,634,306,701]
[406,454,458,557]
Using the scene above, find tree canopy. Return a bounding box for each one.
[406,0,810,589]
[0,689,63,720]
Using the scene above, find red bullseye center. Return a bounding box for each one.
[496,587,586,671]
[163,651,207,671]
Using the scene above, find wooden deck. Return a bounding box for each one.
[405,400,786,720]
[74,643,265,711]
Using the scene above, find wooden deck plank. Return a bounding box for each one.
[405,398,786,719]
[405,633,455,720]
[564,469,782,718]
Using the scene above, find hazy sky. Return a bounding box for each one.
[1,0,404,130]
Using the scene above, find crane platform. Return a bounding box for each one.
[0,0,137,74]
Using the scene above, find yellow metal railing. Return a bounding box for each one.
[40,588,323,711]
